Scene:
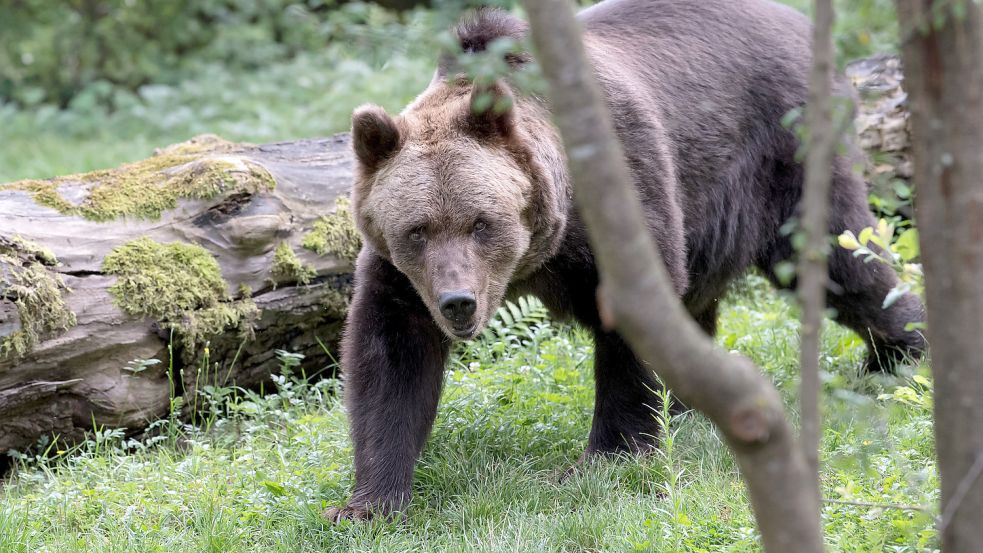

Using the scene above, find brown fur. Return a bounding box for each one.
[330,0,927,521]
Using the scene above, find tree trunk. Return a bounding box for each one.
[894,2,983,551]
[520,1,824,551]
[0,54,914,466]
[799,0,836,487]
[0,134,360,460]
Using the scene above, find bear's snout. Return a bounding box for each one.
[438,290,478,334]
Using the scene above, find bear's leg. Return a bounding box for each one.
[760,157,926,372]
[692,300,720,337]
[825,239,926,372]
[825,157,926,371]
[326,251,449,522]
[586,330,664,456]
[761,236,924,373]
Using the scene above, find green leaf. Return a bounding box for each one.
[261,480,287,496]
[858,227,874,246]
[507,302,523,323]
[912,374,931,387]
[905,321,928,332]
[774,261,796,287]
[893,181,912,200]
[498,307,515,327]
[894,228,920,262]
[492,94,513,114]
[876,219,893,247]
[838,231,861,250]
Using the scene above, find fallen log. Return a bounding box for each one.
[0,54,913,462]
[0,134,360,459]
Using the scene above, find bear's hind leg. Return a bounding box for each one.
[585,330,667,456]
[825,158,926,371]
[825,242,926,372]
[758,156,926,372]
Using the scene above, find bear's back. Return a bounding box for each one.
[577,0,820,294]
[579,0,812,161]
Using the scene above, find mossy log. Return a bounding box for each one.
[0,134,359,459]
[0,55,911,461]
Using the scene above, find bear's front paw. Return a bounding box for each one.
[323,504,375,524]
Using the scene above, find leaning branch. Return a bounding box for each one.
[520,1,824,551]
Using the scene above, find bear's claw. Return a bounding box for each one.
[323,505,374,524]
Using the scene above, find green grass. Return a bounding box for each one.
[0,3,928,550]
[0,278,938,552]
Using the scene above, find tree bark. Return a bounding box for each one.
[799,0,836,490]
[894,1,983,550]
[0,134,359,461]
[519,1,824,551]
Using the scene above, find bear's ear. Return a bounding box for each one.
[352,104,402,171]
[466,80,515,139]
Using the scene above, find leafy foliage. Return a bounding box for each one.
[0,1,411,108]
[781,0,899,62]
[455,296,552,363]
[0,0,902,183]
[838,219,924,314]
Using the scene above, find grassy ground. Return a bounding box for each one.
[0,278,938,552]
[0,1,933,551]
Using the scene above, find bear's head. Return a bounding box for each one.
[349,76,568,340]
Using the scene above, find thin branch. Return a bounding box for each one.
[799,0,836,490]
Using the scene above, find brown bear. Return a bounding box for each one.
[325,0,926,522]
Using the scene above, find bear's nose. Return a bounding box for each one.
[438,291,477,323]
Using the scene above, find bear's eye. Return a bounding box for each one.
[473,220,487,233]
[408,227,426,242]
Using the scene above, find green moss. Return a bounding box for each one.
[101,237,257,353]
[270,242,316,287]
[320,287,352,319]
[0,237,77,360]
[102,237,228,320]
[181,299,259,353]
[0,134,274,222]
[10,182,78,215]
[301,197,361,263]
[154,134,239,156]
[9,236,57,266]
